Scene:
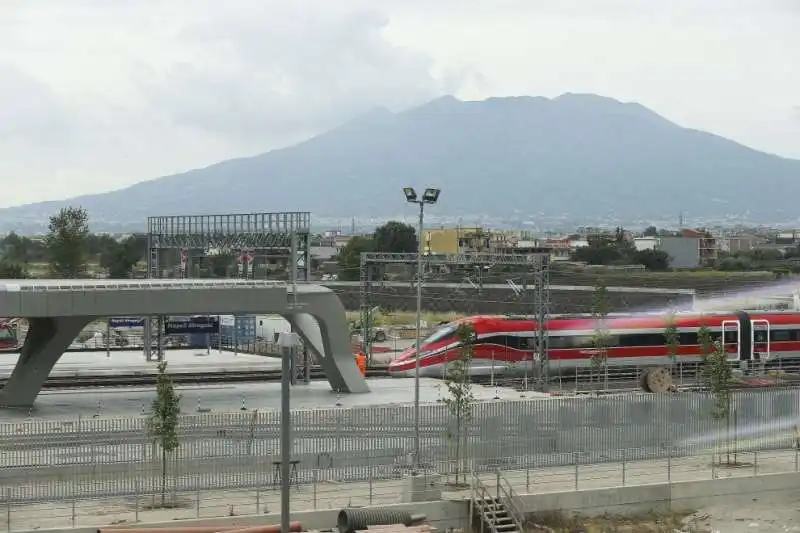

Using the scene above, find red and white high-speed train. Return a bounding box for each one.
[387,310,800,377]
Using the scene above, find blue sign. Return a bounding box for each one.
[164,317,220,335]
[108,317,145,328]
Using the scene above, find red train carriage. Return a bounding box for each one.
[387,310,798,378]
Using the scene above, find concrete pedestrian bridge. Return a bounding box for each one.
[0,279,368,407]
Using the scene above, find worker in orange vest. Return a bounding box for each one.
[355,352,367,376]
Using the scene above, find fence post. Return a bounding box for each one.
[667,446,672,483]
[753,451,759,476]
[6,487,10,533]
[369,458,374,505]
[135,477,140,523]
[71,500,76,528]
[525,467,530,493]
[256,487,261,515]
[312,469,318,509]
[495,470,500,499]
[573,452,579,491]
[196,489,200,518]
[796,449,798,472]
[621,449,626,486]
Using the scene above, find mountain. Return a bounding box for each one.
[3,93,799,232]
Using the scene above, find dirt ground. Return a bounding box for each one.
[527,502,800,533]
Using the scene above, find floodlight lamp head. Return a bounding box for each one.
[403,187,418,203]
[422,188,441,204]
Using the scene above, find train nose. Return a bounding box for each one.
[388,354,415,378]
[387,360,411,377]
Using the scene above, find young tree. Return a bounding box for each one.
[44,206,90,278]
[663,310,681,378]
[698,326,735,464]
[443,322,475,485]
[590,278,611,388]
[697,325,713,360]
[702,340,733,420]
[146,361,182,507]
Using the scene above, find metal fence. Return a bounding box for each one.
[4,448,798,532]
[0,389,797,504]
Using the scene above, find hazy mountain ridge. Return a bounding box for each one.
[2,93,799,233]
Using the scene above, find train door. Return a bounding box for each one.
[751,318,771,368]
[720,319,741,360]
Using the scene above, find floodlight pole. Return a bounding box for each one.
[278,332,298,533]
[413,200,424,472]
[404,186,439,473]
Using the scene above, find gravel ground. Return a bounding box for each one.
[687,499,800,532]
[530,502,800,533]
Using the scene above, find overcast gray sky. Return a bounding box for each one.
[1,0,798,208]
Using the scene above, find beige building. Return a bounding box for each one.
[423,227,494,254]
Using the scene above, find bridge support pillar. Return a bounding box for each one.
[287,312,369,394]
[0,316,91,408]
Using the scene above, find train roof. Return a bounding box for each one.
[464,310,800,330]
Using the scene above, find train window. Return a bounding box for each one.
[723,330,738,344]
[570,336,596,349]
[771,329,794,342]
[481,335,534,350]
[618,333,664,347]
[679,332,698,345]
[423,325,456,345]
[549,335,625,349]
[549,336,569,349]
[753,331,768,344]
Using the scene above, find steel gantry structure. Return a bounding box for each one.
[144,212,311,363]
[358,251,552,383]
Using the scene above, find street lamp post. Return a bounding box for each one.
[403,186,440,472]
[277,331,300,533]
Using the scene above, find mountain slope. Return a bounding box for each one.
[2,93,799,231]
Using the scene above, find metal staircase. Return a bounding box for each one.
[471,472,524,533]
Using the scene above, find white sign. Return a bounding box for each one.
[278,332,301,347]
[220,315,235,327]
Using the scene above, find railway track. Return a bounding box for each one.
[0,367,391,389]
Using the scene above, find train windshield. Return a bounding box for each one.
[424,325,457,345]
[0,327,13,342]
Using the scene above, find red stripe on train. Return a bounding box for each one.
[389,341,800,372]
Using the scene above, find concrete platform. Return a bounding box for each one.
[0,349,281,378]
[2,377,543,421]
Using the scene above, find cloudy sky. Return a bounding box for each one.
[1,0,798,208]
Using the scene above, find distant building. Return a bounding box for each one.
[633,228,718,269]
[681,228,718,265]
[633,237,659,251]
[776,231,800,244]
[726,234,763,253]
[423,227,491,254]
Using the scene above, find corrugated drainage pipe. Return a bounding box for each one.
[337,509,426,533]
